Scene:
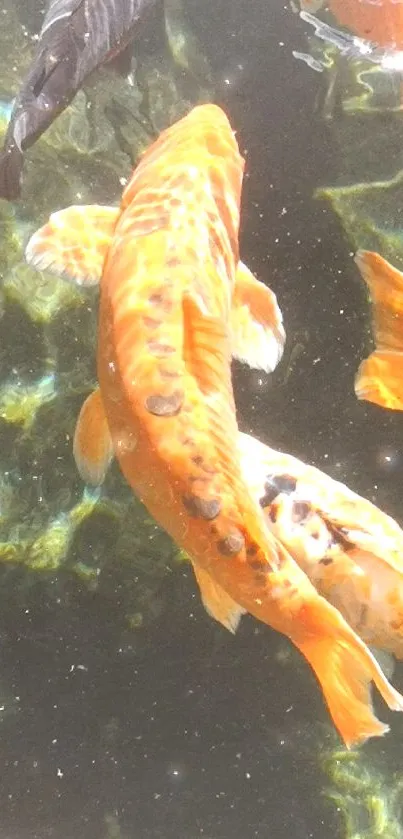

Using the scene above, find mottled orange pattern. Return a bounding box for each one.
[25,105,403,747]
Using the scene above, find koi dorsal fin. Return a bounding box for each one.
[25,205,119,286]
[182,291,232,397]
[231,261,285,373]
[74,388,115,485]
[191,561,246,633]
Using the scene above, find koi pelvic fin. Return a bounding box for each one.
[74,388,114,485]
[191,562,246,633]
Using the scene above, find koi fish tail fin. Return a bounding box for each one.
[355,352,403,411]
[293,600,403,747]
[354,249,403,410]
[0,145,23,201]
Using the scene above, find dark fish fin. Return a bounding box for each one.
[0,145,23,201]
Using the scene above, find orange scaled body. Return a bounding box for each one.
[26,104,403,747]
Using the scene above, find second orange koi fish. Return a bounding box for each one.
[238,431,403,660]
[25,104,403,747]
[354,249,403,412]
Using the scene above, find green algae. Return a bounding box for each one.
[0,201,22,278]
[322,747,403,839]
[317,172,403,272]
[0,3,34,99]
[4,263,84,324]
[302,31,403,267]
[0,374,57,430]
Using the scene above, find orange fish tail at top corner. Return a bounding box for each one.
[301,0,403,49]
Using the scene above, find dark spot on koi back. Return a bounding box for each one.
[217,529,245,556]
[191,454,217,475]
[324,520,355,551]
[249,558,267,571]
[259,474,297,507]
[159,368,180,380]
[149,290,173,313]
[143,315,161,329]
[254,572,268,588]
[149,291,164,306]
[147,340,176,357]
[182,494,221,520]
[291,501,311,524]
[145,390,183,417]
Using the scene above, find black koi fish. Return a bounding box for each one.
[0,0,159,201]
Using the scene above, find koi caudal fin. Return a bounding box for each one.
[293,599,403,748]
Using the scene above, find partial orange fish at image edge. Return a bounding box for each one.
[300,0,403,50]
[354,249,403,411]
[25,104,403,749]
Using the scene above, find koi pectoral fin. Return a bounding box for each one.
[191,561,246,633]
[25,204,119,286]
[74,388,114,485]
[231,261,286,373]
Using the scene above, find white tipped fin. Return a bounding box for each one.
[231,261,285,373]
[191,561,246,633]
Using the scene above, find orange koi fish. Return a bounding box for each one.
[300,0,403,50]
[239,432,403,659]
[354,250,403,411]
[25,104,403,747]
